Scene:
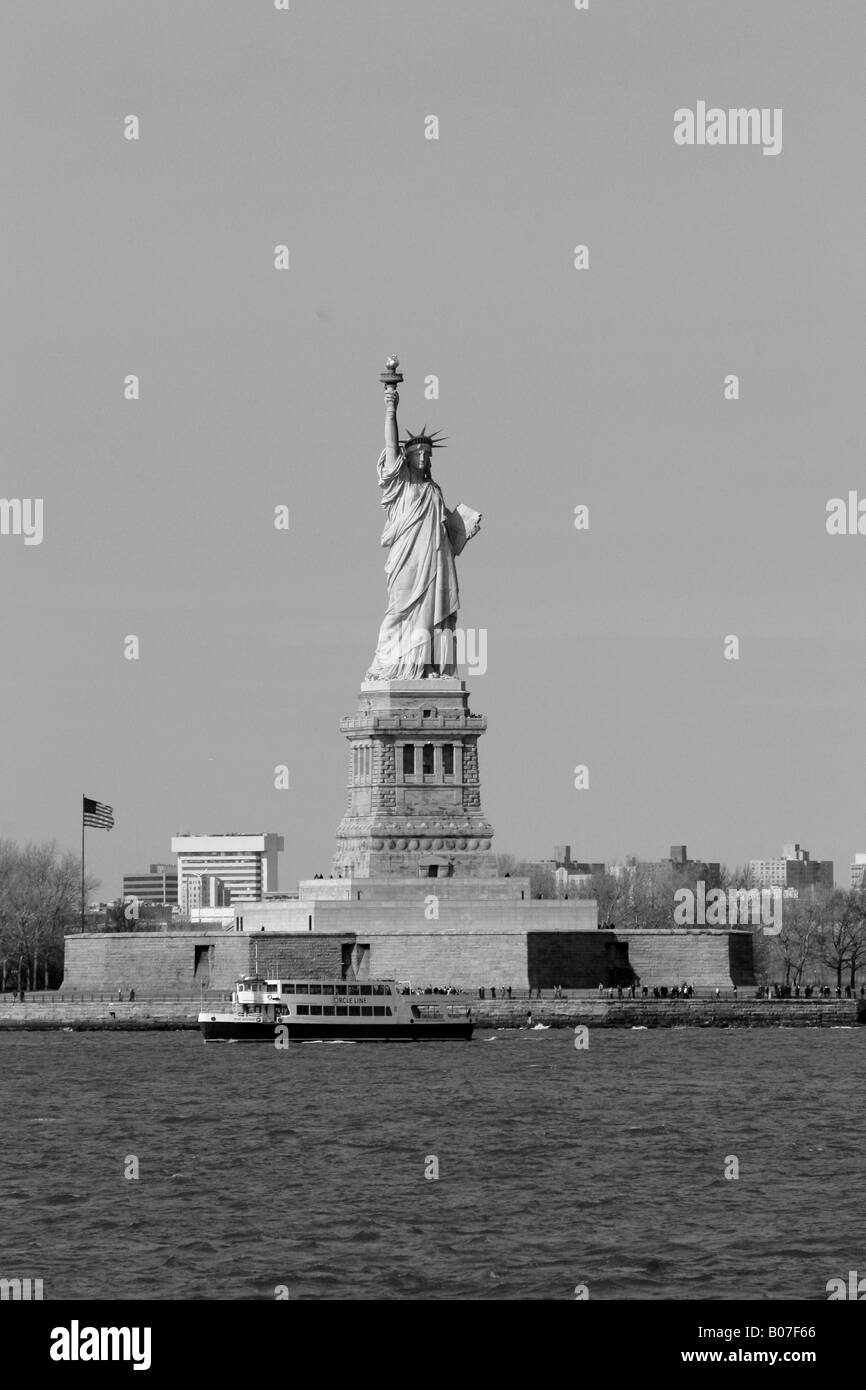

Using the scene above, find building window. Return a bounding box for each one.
[422,743,434,774]
[442,744,454,775]
[403,744,414,775]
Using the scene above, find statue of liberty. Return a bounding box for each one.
[366,357,481,680]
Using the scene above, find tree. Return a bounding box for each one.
[574,867,631,928]
[818,889,861,992]
[631,861,679,930]
[839,887,866,991]
[494,853,557,899]
[770,890,825,987]
[0,839,96,991]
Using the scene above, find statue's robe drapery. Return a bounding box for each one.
[366,447,460,679]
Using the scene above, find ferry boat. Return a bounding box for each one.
[199,976,475,1043]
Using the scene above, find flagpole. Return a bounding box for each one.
[81,800,85,933]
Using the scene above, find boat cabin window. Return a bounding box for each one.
[297,1005,309,1016]
[307,984,322,995]
[282,984,294,994]
[360,985,372,995]
[321,984,335,995]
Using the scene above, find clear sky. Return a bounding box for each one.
[3,0,865,897]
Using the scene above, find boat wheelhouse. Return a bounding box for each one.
[199,976,474,1042]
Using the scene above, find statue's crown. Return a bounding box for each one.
[402,426,447,451]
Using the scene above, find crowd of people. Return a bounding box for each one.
[399,985,461,996]
[757,982,865,1000]
[398,981,866,1001]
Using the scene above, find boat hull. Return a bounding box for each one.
[200,1018,473,1043]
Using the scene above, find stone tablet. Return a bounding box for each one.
[445,503,481,557]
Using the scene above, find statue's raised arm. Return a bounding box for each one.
[380,355,403,472]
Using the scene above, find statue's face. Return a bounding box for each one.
[406,445,432,478]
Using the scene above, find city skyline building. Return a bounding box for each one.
[662,845,722,887]
[551,846,606,894]
[749,844,834,893]
[121,863,178,906]
[554,844,721,888]
[170,833,285,910]
[181,873,229,915]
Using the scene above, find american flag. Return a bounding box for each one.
[83,796,114,830]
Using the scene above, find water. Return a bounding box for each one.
[1,1027,863,1300]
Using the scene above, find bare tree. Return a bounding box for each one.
[0,839,96,992]
[494,852,570,900]
[573,866,631,928]
[818,890,861,992]
[770,891,825,987]
[841,888,866,991]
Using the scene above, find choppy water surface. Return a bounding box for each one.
[1,1028,863,1300]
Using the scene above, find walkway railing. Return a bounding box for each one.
[0,991,233,1004]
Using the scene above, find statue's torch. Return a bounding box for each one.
[379,355,403,394]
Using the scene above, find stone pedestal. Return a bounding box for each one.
[332,678,496,879]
